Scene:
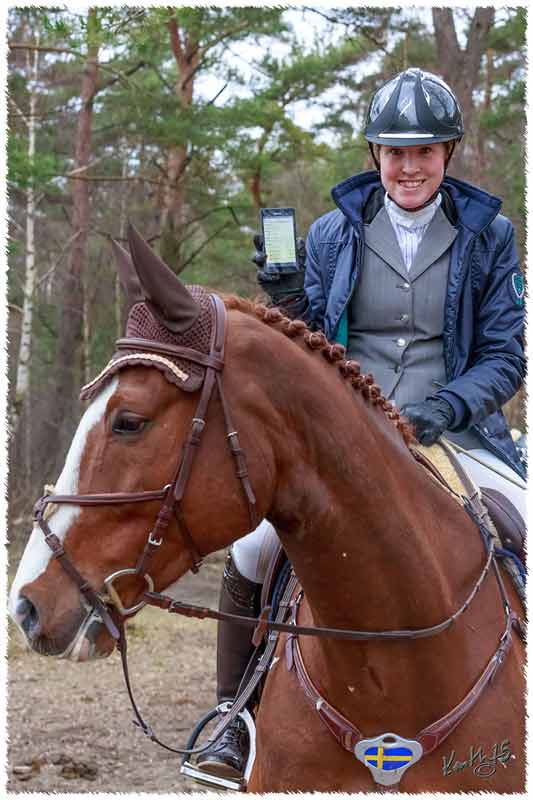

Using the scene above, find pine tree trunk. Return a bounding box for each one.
[159,17,200,270]
[250,171,263,210]
[432,8,495,182]
[43,9,100,465]
[82,283,91,385]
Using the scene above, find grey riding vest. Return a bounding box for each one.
[347,205,458,411]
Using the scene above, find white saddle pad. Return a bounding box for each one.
[452,447,527,523]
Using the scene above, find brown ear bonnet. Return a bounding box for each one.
[80,226,215,401]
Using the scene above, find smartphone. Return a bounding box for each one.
[260,207,298,273]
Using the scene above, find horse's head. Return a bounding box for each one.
[8,226,276,661]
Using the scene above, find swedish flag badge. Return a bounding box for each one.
[354,732,423,786]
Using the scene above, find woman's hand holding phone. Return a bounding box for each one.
[253,233,306,306]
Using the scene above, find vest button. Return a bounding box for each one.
[396,338,406,347]
[395,364,402,373]
[402,282,410,290]
[400,313,409,323]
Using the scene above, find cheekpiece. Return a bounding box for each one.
[80,285,214,401]
[354,731,423,787]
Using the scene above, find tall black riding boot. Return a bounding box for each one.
[196,553,260,779]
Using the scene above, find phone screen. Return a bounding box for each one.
[260,207,298,271]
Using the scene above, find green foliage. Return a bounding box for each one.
[6,5,526,435]
[478,8,526,249]
[8,134,66,191]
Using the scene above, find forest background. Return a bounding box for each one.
[6,5,527,536]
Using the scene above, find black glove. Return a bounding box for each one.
[253,233,306,306]
[400,397,455,446]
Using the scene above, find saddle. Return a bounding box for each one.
[415,440,526,567]
[480,488,525,563]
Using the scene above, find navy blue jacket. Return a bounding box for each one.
[302,171,525,477]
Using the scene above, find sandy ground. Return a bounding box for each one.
[7,553,226,794]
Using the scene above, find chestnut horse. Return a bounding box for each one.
[9,227,525,792]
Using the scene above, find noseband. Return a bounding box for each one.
[33,293,260,639]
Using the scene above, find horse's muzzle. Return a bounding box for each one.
[16,594,42,641]
[12,594,115,661]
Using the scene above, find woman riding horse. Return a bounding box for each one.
[8,66,525,792]
[196,68,526,779]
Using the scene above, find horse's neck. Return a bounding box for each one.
[237,319,505,731]
[266,384,505,727]
[267,377,485,634]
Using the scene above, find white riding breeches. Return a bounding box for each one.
[231,519,279,583]
[231,447,526,585]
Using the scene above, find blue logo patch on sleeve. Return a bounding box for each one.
[511,272,525,306]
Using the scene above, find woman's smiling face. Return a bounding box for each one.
[378,143,449,209]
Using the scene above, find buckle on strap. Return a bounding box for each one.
[190,418,205,443]
[103,569,154,616]
[354,732,423,787]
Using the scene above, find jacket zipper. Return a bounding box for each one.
[333,224,364,341]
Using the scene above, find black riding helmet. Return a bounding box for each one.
[365,68,464,168]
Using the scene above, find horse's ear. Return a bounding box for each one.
[110,237,145,308]
[127,223,200,333]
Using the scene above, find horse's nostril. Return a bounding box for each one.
[17,595,33,618]
[18,595,41,638]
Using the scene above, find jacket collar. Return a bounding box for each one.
[409,207,458,281]
[364,206,408,279]
[331,171,502,234]
[364,205,457,282]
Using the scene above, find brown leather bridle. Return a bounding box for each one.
[33,293,259,639]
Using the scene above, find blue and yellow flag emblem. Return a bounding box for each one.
[355,732,423,787]
[363,745,414,770]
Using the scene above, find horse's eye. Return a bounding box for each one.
[112,412,148,436]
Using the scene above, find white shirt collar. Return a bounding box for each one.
[384,191,442,229]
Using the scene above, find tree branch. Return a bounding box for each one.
[9,42,147,98]
[8,42,83,57]
[57,172,172,188]
[200,19,251,57]
[65,156,107,177]
[178,221,233,273]
[96,60,146,93]
[180,205,244,240]
[206,82,228,106]
[8,97,29,127]
[181,19,250,91]
[146,62,174,92]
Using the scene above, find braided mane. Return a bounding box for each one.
[223,295,415,447]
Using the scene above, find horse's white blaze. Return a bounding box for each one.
[8,378,119,627]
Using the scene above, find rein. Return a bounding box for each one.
[145,499,496,642]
